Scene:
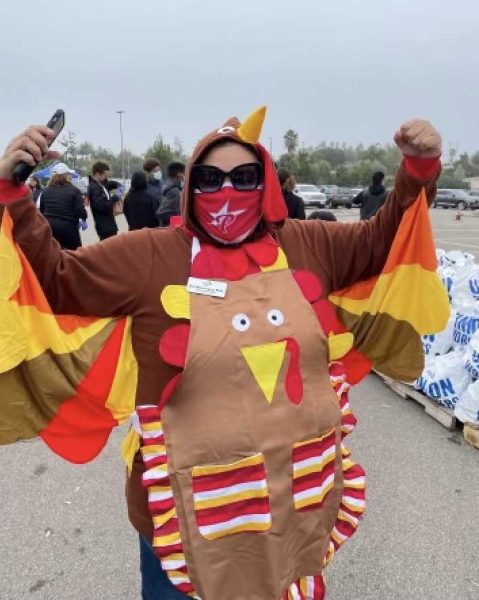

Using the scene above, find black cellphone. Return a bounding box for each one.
[12,109,65,186]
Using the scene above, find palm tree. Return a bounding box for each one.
[284,129,299,155]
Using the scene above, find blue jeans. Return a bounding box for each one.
[139,536,190,600]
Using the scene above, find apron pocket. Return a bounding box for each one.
[292,429,336,512]
[192,453,271,540]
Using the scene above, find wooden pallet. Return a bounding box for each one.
[374,371,457,430]
[464,424,479,450]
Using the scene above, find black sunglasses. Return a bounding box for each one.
[191,163,263,193]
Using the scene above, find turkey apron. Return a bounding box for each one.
[136,249,352,600]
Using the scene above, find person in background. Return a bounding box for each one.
[123,170,159,231]
[353,171,388,220]
[157,161,186,227]
[28,175,43,207]
[277,167,305,219]
[39,162,87,250]
[143,158,163,209]
[88,161,119,241]
[308,210,337,222]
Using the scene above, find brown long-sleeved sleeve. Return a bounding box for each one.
[4,194,153,317]
[279,162,439,293]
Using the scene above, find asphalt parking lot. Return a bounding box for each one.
[1,204,478,600]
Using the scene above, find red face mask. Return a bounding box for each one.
[194,186,262,244]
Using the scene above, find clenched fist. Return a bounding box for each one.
[394,119,442,158]
[0,126,59,181]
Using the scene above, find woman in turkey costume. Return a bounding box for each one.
[0,109,448,600]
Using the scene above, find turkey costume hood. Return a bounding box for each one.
[183,105,288,242]
[0,106,449,600]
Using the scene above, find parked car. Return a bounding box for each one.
[433,189,478,210]
[468,190,479,204]
[319,185,338,205]
[331,187,353,208]
[293,184,327,207]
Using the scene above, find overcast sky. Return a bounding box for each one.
[0,0,478,158]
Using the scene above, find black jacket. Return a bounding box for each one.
[39,184,87,250]
[158,180,182,227]
[124,190,159,231]
[355,184,388,220]
[282,190,306,220]
[88,178,118,239]
[40,184,87,223]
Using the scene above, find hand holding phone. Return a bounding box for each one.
[6,110,65,185]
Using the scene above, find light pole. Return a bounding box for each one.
[116,110,125,185]
[268,136,273,156]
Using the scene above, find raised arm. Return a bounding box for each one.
[0,126,152,317]
[281,119,442,292]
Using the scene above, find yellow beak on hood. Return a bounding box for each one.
[241,341,287,404]
[237,106,267,145]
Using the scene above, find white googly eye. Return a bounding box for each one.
[217,126,236,134]
[232,313,251,332]
[267,309,284,327]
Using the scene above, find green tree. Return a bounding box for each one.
[277,153,298,174]
[145,134,186,167]
[312,146,346,168]
[471,151,479,169]
[283,129,299,154]
[438,167,468,189]
[315,159,333,184]
[60,131,78,170]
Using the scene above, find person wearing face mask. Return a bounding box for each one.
[87,160,119,240]
[157,161,186,227]
[143,157,163,209]
[0,108,447,600]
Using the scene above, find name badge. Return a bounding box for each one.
[187,277,227,298]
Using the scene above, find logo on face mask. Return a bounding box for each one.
[209,201,246,233]
[194,187,263,244]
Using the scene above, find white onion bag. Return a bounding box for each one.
[415,351,472,409]
[455,380,479,424]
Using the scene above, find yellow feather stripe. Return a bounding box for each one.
[153,508,177,528]
[142,444,167,456]
[192,453,263,477]
[329,264,449,335]
[0,210,22,300]
[142,421,164,433]
[105,316,137,422]
[0,302,112,372]
[121,428,141,476]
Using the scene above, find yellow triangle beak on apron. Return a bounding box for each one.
[241,341,287,404]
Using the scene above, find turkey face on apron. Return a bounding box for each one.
[161,268,343,600]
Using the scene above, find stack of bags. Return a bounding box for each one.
[415,250,479,427]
